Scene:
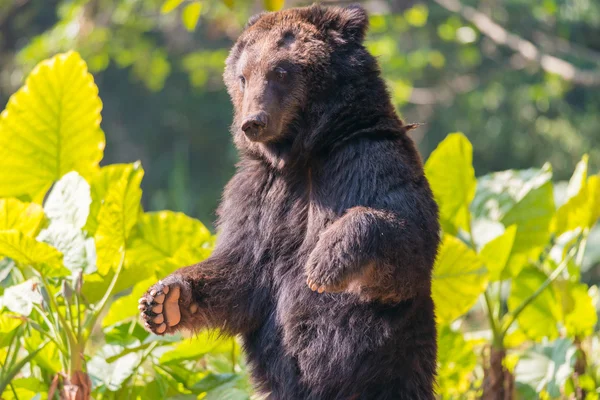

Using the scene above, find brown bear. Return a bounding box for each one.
[139,4,440,399]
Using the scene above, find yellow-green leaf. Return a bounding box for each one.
[0,230,66,277]
[264,0,285,11]
[0,51,104,202]
[502,179,555,278]
[0,198,45,237]
[126,211,213,276]
[425,133,476,233]
[508,267,560,341]
[161,0,184,14]
[437,326,477,398]
[94,163,144,275]
[182,2,202,31]
[432,234,488,324]
[160,333,235,364]
[479,225,517,281]
[553,175,600,235]
[566,155,588,201]
[562,283,597,339]
[102,277,155,327]
[0,313,22,347]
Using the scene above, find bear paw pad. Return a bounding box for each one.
[139,282,195,335]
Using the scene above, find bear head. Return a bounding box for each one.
[224,4,371,154]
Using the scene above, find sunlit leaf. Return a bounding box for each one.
[1,378,47,400]
[566,155,589,200]
[264,0,285,11]
[553,175,600,235]
[561,283,597,339]
[508,267,560,340]
[43,171,91,229]
[0,230,66,276]
[127,211,213,276]
[502,179,555,277]
[160,332,234,364]
[161,0,184,14]
[0,313,23,347]
[94,163,143,275]
[425,133,476,233]
[479,225,517,281]
[37,223,95,273]
[102,277,155,327]
[472,165,553,221]
[2,279,42,316]
[0,198,45,237]
[432,234,487,324]
[0,51,104,202]
[515,338,576,397]
[182,2,202,31]
[88,352,141,391]
[436,326,477,398]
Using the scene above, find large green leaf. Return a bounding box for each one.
[102,277,155,327]
[0,51,104,202]
[0,313,22,348]
[0,230,66,277]
[501,179,555,277]
[160,333,234,364]
[479,225,517,281]
[508,267,560,340]
[0,198,45,237]
[86,164,138,235]
[424,133,476,233]
[553,175,600,235]
[94,163,144,275]
[436,326,477,399]
[36,171,95,272]
[432,235,488,324]
[471,165,553,221]
[126,211,213,276]
[560,282,597,339]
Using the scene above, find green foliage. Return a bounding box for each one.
[0,35,599,399]
[0,52,248,399]
[427,134,600,398]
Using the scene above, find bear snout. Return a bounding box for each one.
[241,112,268,140]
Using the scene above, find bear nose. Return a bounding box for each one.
[241,113,267,138]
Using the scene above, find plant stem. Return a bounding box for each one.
[483,291,501,347]
[82,252,125,346]
[499,236,584,338]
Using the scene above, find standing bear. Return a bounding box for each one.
[139,4,440,399]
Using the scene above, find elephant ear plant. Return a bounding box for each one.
[0,51,599,399]
[0,52,251,400]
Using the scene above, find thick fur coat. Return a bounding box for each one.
[140,5,440,399]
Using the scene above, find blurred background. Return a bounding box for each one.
[1,0,599,226]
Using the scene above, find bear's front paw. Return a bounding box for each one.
[305,247,352,294]
[138,276,198,335]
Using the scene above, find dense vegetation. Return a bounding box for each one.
[0,50,598,399]
[0,0,600,399]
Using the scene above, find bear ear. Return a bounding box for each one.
[334,4,369,43]
[304,4,369,44]
[245,11,267,29]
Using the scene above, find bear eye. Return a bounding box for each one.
[273,67,287,81]
[239,75,246,90]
